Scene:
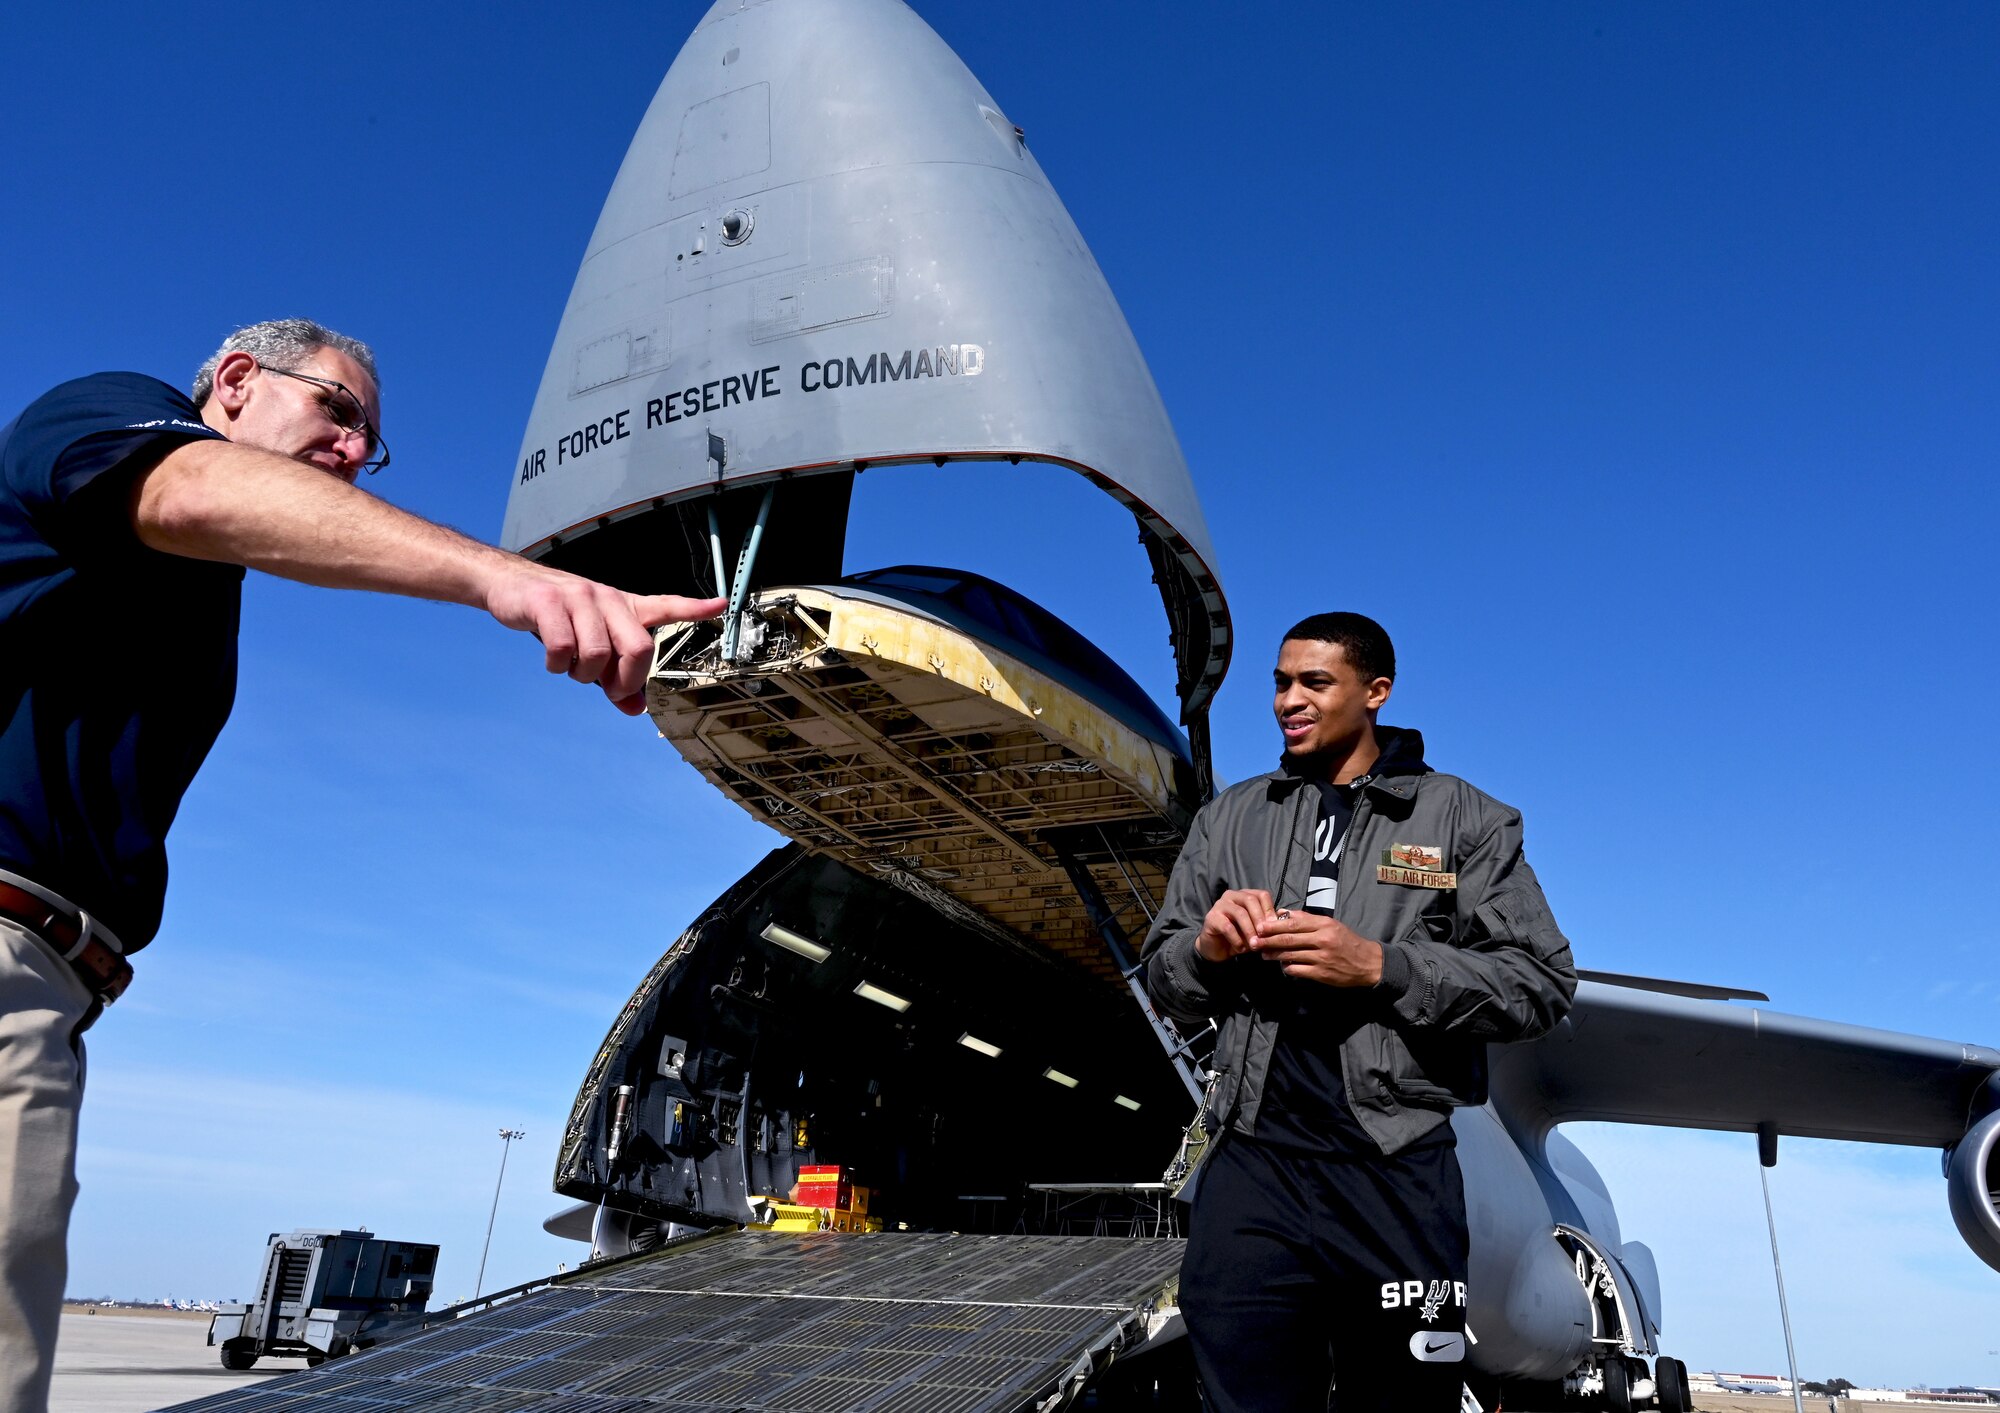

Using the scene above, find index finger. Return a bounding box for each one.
[597,590,672,703]
[632,593,727,627]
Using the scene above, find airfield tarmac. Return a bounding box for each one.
[50,1309,279,1412]
[48,1310,1931,1413]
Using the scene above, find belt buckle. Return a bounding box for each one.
[58,907,96,962]
[61,909,131,1005]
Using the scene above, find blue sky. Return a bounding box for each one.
[5,0,1998,1389]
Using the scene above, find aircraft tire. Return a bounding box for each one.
[219,1347,257,1371]
[1673,1359,1694,1412]
[1600,1356,1634,1413]
[1655,1355,1686,1412]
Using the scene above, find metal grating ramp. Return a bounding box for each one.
[160,1230,1185,1413]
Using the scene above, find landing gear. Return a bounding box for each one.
[1654,1356,1691,1413]
[1601,1356,1634,1413]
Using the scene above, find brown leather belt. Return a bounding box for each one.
[0,881,133,1005]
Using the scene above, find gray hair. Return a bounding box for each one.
[191,318,379,408]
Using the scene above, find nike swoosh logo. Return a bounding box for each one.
[1425,1340,1454,1353]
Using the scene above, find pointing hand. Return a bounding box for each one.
[486,563,725,713]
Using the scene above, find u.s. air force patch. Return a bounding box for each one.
[1378,843,1456,890]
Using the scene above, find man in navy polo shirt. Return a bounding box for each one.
[0,318,722,1410]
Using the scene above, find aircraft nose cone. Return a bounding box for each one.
[506,0,1230,714]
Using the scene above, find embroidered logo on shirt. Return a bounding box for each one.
[124,417,215,434]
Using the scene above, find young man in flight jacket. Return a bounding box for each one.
[1143,612,1576,1413]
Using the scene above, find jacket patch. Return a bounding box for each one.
[1385,843,1445,871]
[1380,844,1454,888]
[1378,864,1458,889]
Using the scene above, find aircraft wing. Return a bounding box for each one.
[1491,979,2000,1147]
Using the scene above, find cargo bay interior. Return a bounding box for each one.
[552,844,1199,1247]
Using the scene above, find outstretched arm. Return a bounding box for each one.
[129,439,723,712]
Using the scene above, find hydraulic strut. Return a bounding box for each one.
[1053,841,1206,1107]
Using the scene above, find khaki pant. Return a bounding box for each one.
[0,918,90,1413]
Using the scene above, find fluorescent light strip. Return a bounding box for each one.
[760,923,830,963]
[853,981,912,1013]
[1042,1068,1079,1089]
[957,1033,1002,1058]
[1113,1095,1141,1111]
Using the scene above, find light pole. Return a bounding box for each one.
[1756,1124,1806,1413]
[475,1128,525,1300]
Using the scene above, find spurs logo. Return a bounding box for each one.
[1380,1278,1469,1318]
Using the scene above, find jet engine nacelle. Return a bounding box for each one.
[1947,1106,2000,1273]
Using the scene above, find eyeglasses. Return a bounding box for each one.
[257,362,391,475]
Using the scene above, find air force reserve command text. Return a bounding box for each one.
[520,342,987,484]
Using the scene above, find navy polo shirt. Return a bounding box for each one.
[0,372,244,950]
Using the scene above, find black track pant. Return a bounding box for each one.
[1180,1132,1469,1413]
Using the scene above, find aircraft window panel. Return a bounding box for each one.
[997,599,1047,654]
[859,568,960,595]
[954,582,1002,631]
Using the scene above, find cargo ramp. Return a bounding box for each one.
[162,1228,1187,1413]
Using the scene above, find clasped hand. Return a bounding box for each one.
[1195,888,1383,987]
